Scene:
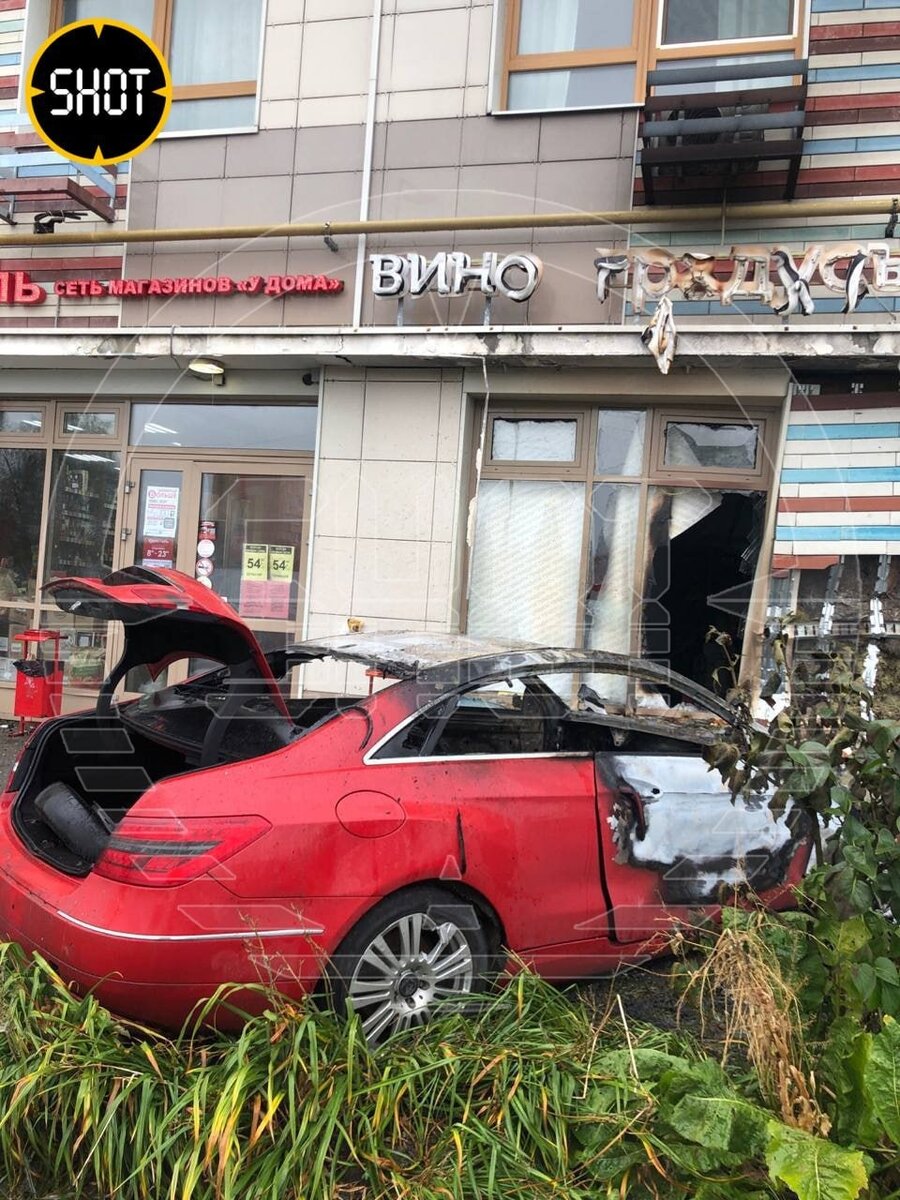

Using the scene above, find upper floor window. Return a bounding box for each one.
[54,0,263,133]
[502,0,643,110]
[660,0,794,45]
[500,0,803,112]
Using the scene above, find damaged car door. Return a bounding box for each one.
[591,691,813,944]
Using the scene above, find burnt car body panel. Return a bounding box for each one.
[0,571,813,1030]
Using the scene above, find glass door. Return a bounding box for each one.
[133,466,187,573]
[118,457,310,688]
[117,459,194,693]
[192,463,310,664]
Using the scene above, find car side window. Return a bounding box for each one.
[558,671,726,754]
[374,677,566,759]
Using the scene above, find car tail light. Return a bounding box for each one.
[94,814,270,887]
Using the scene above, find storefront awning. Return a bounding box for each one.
[0,326,898,372]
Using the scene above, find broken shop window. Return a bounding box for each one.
[777,554,900,718]
[585,483,641,704]
[662,420,759,472]
[642,487,766,691]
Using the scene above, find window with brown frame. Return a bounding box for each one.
[51,0,264,133]
[467,402,776,694]
[500,0,805,112]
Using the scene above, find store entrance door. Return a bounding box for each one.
[118,456,311,689]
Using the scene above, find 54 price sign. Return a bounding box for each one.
[269,546,295,582]
[242,545,268,581]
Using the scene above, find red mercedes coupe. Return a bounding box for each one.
[0,568,812,1042]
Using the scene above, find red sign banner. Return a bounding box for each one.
[55,274,345,299]
[0,271,46,305]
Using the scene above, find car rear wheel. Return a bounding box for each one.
[329,886,494,1045]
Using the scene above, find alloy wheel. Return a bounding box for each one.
[347,910,474,1044]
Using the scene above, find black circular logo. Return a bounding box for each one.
[26,19,172,166]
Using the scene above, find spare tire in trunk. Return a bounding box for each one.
[34,782,115,863]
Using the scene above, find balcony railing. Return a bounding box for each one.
[638,57,808,206]
[0,146,118,225]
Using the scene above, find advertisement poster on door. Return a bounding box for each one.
[239,543,294,619]
[141,485,179,569]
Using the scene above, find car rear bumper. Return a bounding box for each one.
[0,798,360,1029]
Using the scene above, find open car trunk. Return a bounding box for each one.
[10,567,299,877]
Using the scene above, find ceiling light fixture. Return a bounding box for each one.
[187,357,226,385]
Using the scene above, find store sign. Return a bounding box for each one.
[56,274,345,298]
[370,252,543,302]
[595,242,900,316]
[0,271,45,305]
[0,270,344,306]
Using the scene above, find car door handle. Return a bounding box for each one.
[618,782,647,841]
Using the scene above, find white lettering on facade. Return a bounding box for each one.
[594,242,900,316]
[370,252,543,303]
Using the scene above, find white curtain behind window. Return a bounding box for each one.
[168,0,263,87]
[65,0,154,35]
[664,0,791,43]
[467,479,583,647]
[517,0,579,54]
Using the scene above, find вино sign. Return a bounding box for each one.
[370,252,543,303]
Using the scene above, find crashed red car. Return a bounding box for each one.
[0,568,813,1042]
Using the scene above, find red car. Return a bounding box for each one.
[0,568,812,1042]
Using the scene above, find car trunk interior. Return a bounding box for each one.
[10,695,361,878]
[11,715,194,877]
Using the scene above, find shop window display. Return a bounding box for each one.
[0,608,32,685]
[44,452,120,583]
[0,448,46,602]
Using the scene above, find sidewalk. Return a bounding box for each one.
[0,722,24,782]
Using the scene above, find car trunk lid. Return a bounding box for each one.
[44,566,287,714]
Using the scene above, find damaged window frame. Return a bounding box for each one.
[485,409,589,477]
[651,411,768,482]
[463,399,780,698]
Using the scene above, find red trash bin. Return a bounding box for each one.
[11,630,65,737]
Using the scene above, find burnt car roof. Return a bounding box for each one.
[287,632,739,725]
[288,633,541,673]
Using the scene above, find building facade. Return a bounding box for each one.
[0,0,898,714]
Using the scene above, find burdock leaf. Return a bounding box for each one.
[865,1015,900,1144]
[765,1121,868,1200]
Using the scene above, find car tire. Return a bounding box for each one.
[327,885,496,1045]
[33,782,113,863]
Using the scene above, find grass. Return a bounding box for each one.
[0,940,792,1200]
[680,910,830,1137]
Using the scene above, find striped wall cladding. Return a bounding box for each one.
[803,3,900,203]
[635,3,900,211]
[0,0,124,328]
[773,392,900,568]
